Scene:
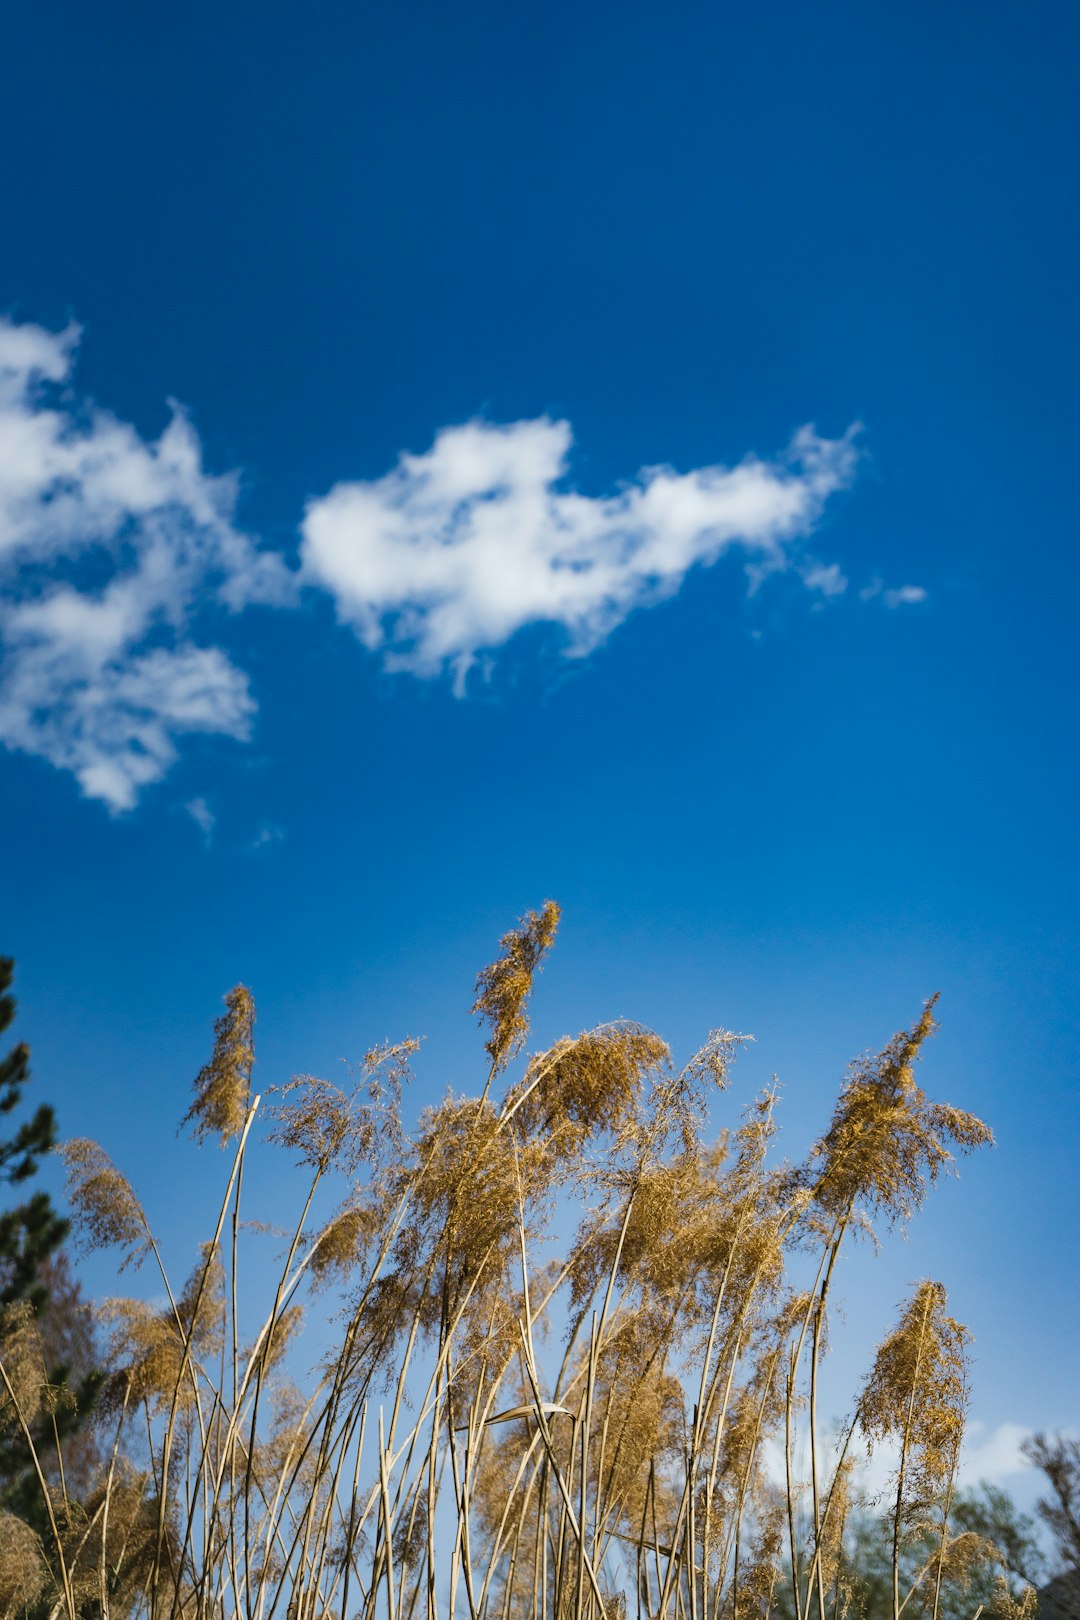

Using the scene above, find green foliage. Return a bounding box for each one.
[772,1484,1043,1620]
[1021,1434,1080,1576]
[0,958,103,1542]
[0,959,68,1312]
[951,1484,1044,1590]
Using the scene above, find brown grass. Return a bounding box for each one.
[0,906,1008,1620]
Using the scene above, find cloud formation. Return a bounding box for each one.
[1,315,914,810]
[0,318,288,809]
[956,1421,1039,1489]
[301,417,861,687]
[764,1419,1037,1506]
[185,795,216,840]
[860,578,928,609]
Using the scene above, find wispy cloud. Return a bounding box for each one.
[249,820,285,852]
[301,418,861,689]
[185,795,216,840]
[0,318,288,811]
[861,578,928,608]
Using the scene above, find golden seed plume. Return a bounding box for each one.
[267,1074,358,1171]
[989,1575,1039,1620]
[810,997,993,1228]
[309,1206,378,1284]
[472,901,560,1072]
[59,1137,148,1263]
[860,1278,970,1513]
[507,1022,669,1155]
[104,1245,225,1412]
[184,983,255,1144]
[0,1303,49,1429]
[0,1511,48,1618]
[62,1458,172,1614]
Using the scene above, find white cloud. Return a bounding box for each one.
[861,578,928,608]
[0,638,255,811]
[301,418,861,688]
[800,560,849,598]
[249,820,285,852]
[185,796,216,839]
[0,314,914,811]
[957,1421,1037,1489]
[883,584,928,608]
[763,1420,1038,1509]
[0,317,288,811]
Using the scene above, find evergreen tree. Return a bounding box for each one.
[0,956,103,1525]
[0,956,70,1310]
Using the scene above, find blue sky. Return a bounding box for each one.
[2,0,1077,1492]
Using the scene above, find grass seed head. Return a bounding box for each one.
[860,1278,970,1515]
[989,1575,1039,1620]
[105,1246,225,1412]
[309,1205,378,1284]
[0,1303,48,1429]
[734,1504,785,1620]
[810,998,992,1230]
[267,1073,362,1171]
[184,983,255,1145]
[472,901,560,1072]
[0,1512,48,1619]
[58,1138,148,1264]
[508,1022,669,1157]
[62,1460,165,1612]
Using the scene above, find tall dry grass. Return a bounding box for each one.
[1,905,1002,1620]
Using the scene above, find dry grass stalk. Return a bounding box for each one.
[3,907,999,1620]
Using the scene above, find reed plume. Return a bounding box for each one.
[2,906,998,1620]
